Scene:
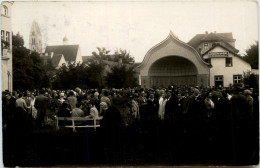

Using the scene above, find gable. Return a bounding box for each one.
[138,32,210,76]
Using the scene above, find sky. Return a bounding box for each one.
[11,0,258,62]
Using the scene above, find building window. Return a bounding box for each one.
[204,42,209,49]
[233,75,242,84]
[214,75,223,87]
[225,57,232,67]
[5,32,10,42]
[2,5,8,16]
[1,30,5,40]
[205,58,211,64]
[32,38,35,44]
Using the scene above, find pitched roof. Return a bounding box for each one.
[51,54,63,67]
[202,43,238,56]
[31,20,42,36]
[188,32,235,48]
[45,45,79,62]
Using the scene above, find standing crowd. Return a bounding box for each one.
[2,85,259,164]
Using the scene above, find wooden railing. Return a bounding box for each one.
[54,116,103,132]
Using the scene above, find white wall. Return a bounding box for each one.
[75,46,83,64]
[57,55,67,68]
[204,46,251,87]
[1,2,13,91]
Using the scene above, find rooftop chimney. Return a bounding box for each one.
[214,31,216,33]
[205,31,208,34]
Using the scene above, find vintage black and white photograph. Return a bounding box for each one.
[1,0,259,167]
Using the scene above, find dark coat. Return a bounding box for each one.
[146,98,159,120]
[35,94,48,118]
[165,95,178,121]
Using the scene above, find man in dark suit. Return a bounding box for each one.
[99,102,125,164]
[146,93,159,121]
[35,89,49,128]
[164,90,178,122]
[230,87,251,165]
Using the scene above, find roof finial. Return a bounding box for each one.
[169,30,179,39]
[63,36,69,45]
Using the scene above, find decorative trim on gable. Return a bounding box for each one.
[137,31,210,70]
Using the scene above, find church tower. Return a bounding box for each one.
[29,20,42,53]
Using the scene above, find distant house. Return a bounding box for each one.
[41,37,82,69]
[41,53,66,69]
[188,31,251,87]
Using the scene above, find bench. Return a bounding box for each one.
[54,116,103,132]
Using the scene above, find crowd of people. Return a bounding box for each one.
[2,84,259,164]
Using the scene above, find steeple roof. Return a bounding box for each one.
[30,20,42,36]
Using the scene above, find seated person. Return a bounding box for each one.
[88,100,100,119]
[58,101,71,117]
[71,103,85,117]
[87,101,101,126]
[57,101,71,126]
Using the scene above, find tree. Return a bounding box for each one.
[243,72,258,90]
[105,65,137,88]
[243,41,258,69]
[52,63,85,89]
[91,47,110,61]
[52,62,105,89]
[85,62,104,88]
[113,49,135,64]
[12,33,49,91]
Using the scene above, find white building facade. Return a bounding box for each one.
[203,45,251,87]
[188,31,252,87]
[1,2,13,91]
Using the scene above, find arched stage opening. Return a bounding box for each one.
[148,56,198,87]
